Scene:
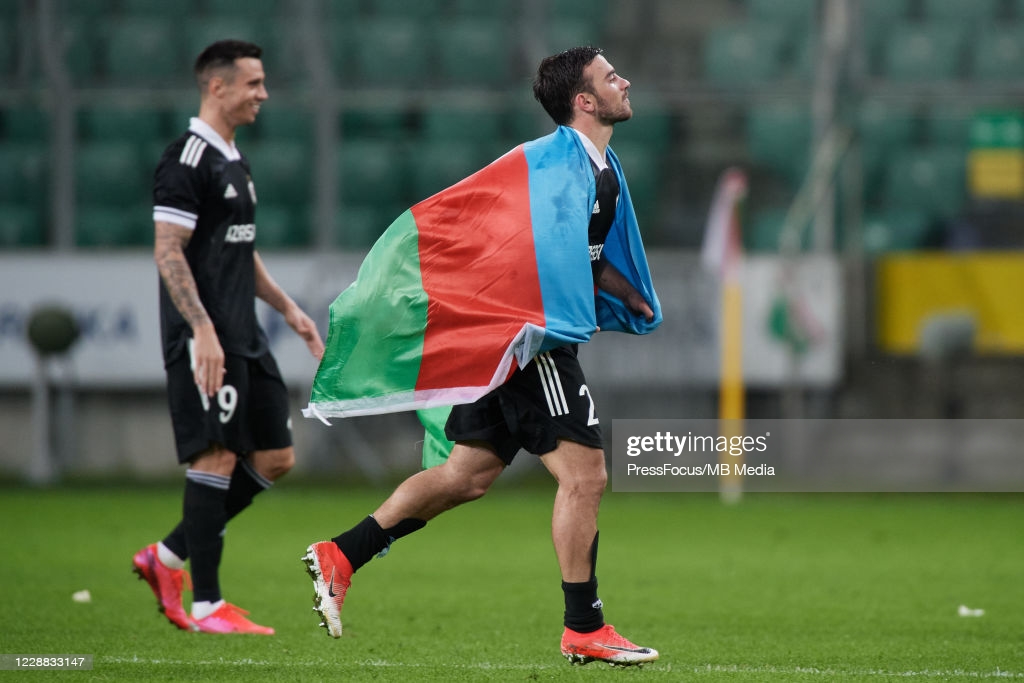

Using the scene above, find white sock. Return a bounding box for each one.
[156,542,185,570]
[191,599,225,621]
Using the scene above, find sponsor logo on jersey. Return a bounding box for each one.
[224,183,238,199]
[589,243,604,262]
[225,224,256,243]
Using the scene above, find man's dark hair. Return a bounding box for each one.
[194,39,262,90]
[532,46,603,125]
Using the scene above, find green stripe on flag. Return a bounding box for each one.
[310,210,428,406]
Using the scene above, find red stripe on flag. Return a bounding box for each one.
[412,147,545,392]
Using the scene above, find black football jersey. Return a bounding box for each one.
[152,118,268,364]
[587,158,620,275]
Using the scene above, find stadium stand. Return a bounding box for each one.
[0,204,44,248]
[74,142,146,208]
[255,204,310,249]
[703,22,790,87]
[0,143,48,208]
[746,101,812,187]
[434,20,513,87]
[920,0,1001,24]
[350,20,430,86]
[409,140,485,200]
[882,147,967,217]
[878,22,968,82]
[101,19,183,85]
[75,205,150,248]
[338,140,409,206]
[971,25,1024,82]
[243,141,313,208]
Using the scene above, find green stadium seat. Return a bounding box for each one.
[549,0,608,36]
[0,144,48,206]
[256,205,310,249]
[878,23,968,82]
[324,0,364,21]
[365,0,443,20]
[920,0,1000,24]
[341,106,413,141]
[703,23,789,87]
[1,106,48,142]
[611,97,674,148]
[861,0,911,50]
[506,106,551,143]
[747,0,816,28]
[120,0,197,18]
[55,16,101,83]
[243,141,312,208]
[334,204,391,248]
[182,18,268,68]
[206,0,280,18]
[448,0,515,20]
[77,106,166,144]
[435,21,513,86]
[747,101,811,185]
[255,107,312,142]
[338,140,410,206]
[971,26,1024,82]
[745,208,788,253]
[409,141,484,201]
[76,205,149,248]
[882,147,966,217]
[544,21,602,53]
[0,20,15,79]
[352,21,430,86]
[925,105,975,148]
[857,99,920,203]
[101,20,182,85]
[74,142,146,207]
[609,143,661,222]
[420,105,503,143]
[0,204,45,248]
[861,210,934,252]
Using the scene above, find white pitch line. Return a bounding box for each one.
[102,657,1024,678]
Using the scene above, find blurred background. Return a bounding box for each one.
[2,0,1024,487]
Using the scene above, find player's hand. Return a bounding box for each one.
[627,292,655,322]
[192,323,225,397]
[286,307,325,361]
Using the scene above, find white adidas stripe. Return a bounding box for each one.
[179,136,207,168]
[536,352,569,417]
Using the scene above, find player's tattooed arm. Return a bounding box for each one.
[153,221,211,329]
[595,260,655,322]
[154,220,224,396]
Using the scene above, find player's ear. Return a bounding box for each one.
[573,91,594,114]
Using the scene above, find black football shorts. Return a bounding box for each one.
[165,346,292,464]
[445,344,604,464]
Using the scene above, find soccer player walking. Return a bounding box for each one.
[303,47,659,666]
[133,40,323,634]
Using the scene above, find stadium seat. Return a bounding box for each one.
[925,105,975,149]
[448,0,515,20]
[205,0,280,18]
[882,147,967,217]
[746,101,812,185]
[920,0,1000,24]
[120,0,197,18]
[971,26,1024,82]
[334,204,391,248]
[338,140,410,206]
[101,20,183,85]
[861,209,934,252]
[365,0,444,20]
[75,205,150,248]
[0,20,14,79]
[0,204,45,248]
[549,0,608,36]
[351,21,430,87]
[256,205,310,249]
[77,106,166,145]
[341,106,413,141]
[857,99,920,203]
[505,106,551,143]
[55,15,101,83]
[744,208,795,253]
[747,0,816,28]
[609,142,661,222]
[878,22,968,82]
[256,107,313,142]
[243,141,312,208]
[544,20,603,53]
[434,21,513,86]
[74,142,146,207]
[182,18,268,68]
[703,23,790,87]
[1,106,48,142]
[0,144,48,206]
[611,96,674,148]
[420,105,503,144]
[408,141,484,201]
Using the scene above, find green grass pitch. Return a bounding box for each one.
[1,481,1021,681]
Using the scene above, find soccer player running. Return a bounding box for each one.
[133,40,324,634]
[303,47,659,666]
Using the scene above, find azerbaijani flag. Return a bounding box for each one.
[304,125,661,421]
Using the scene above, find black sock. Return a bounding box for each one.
[563,578,605,633]
[332,515,426,572]
[563,532,604,632]
[182,470,230,603]
[163,457,272,560]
